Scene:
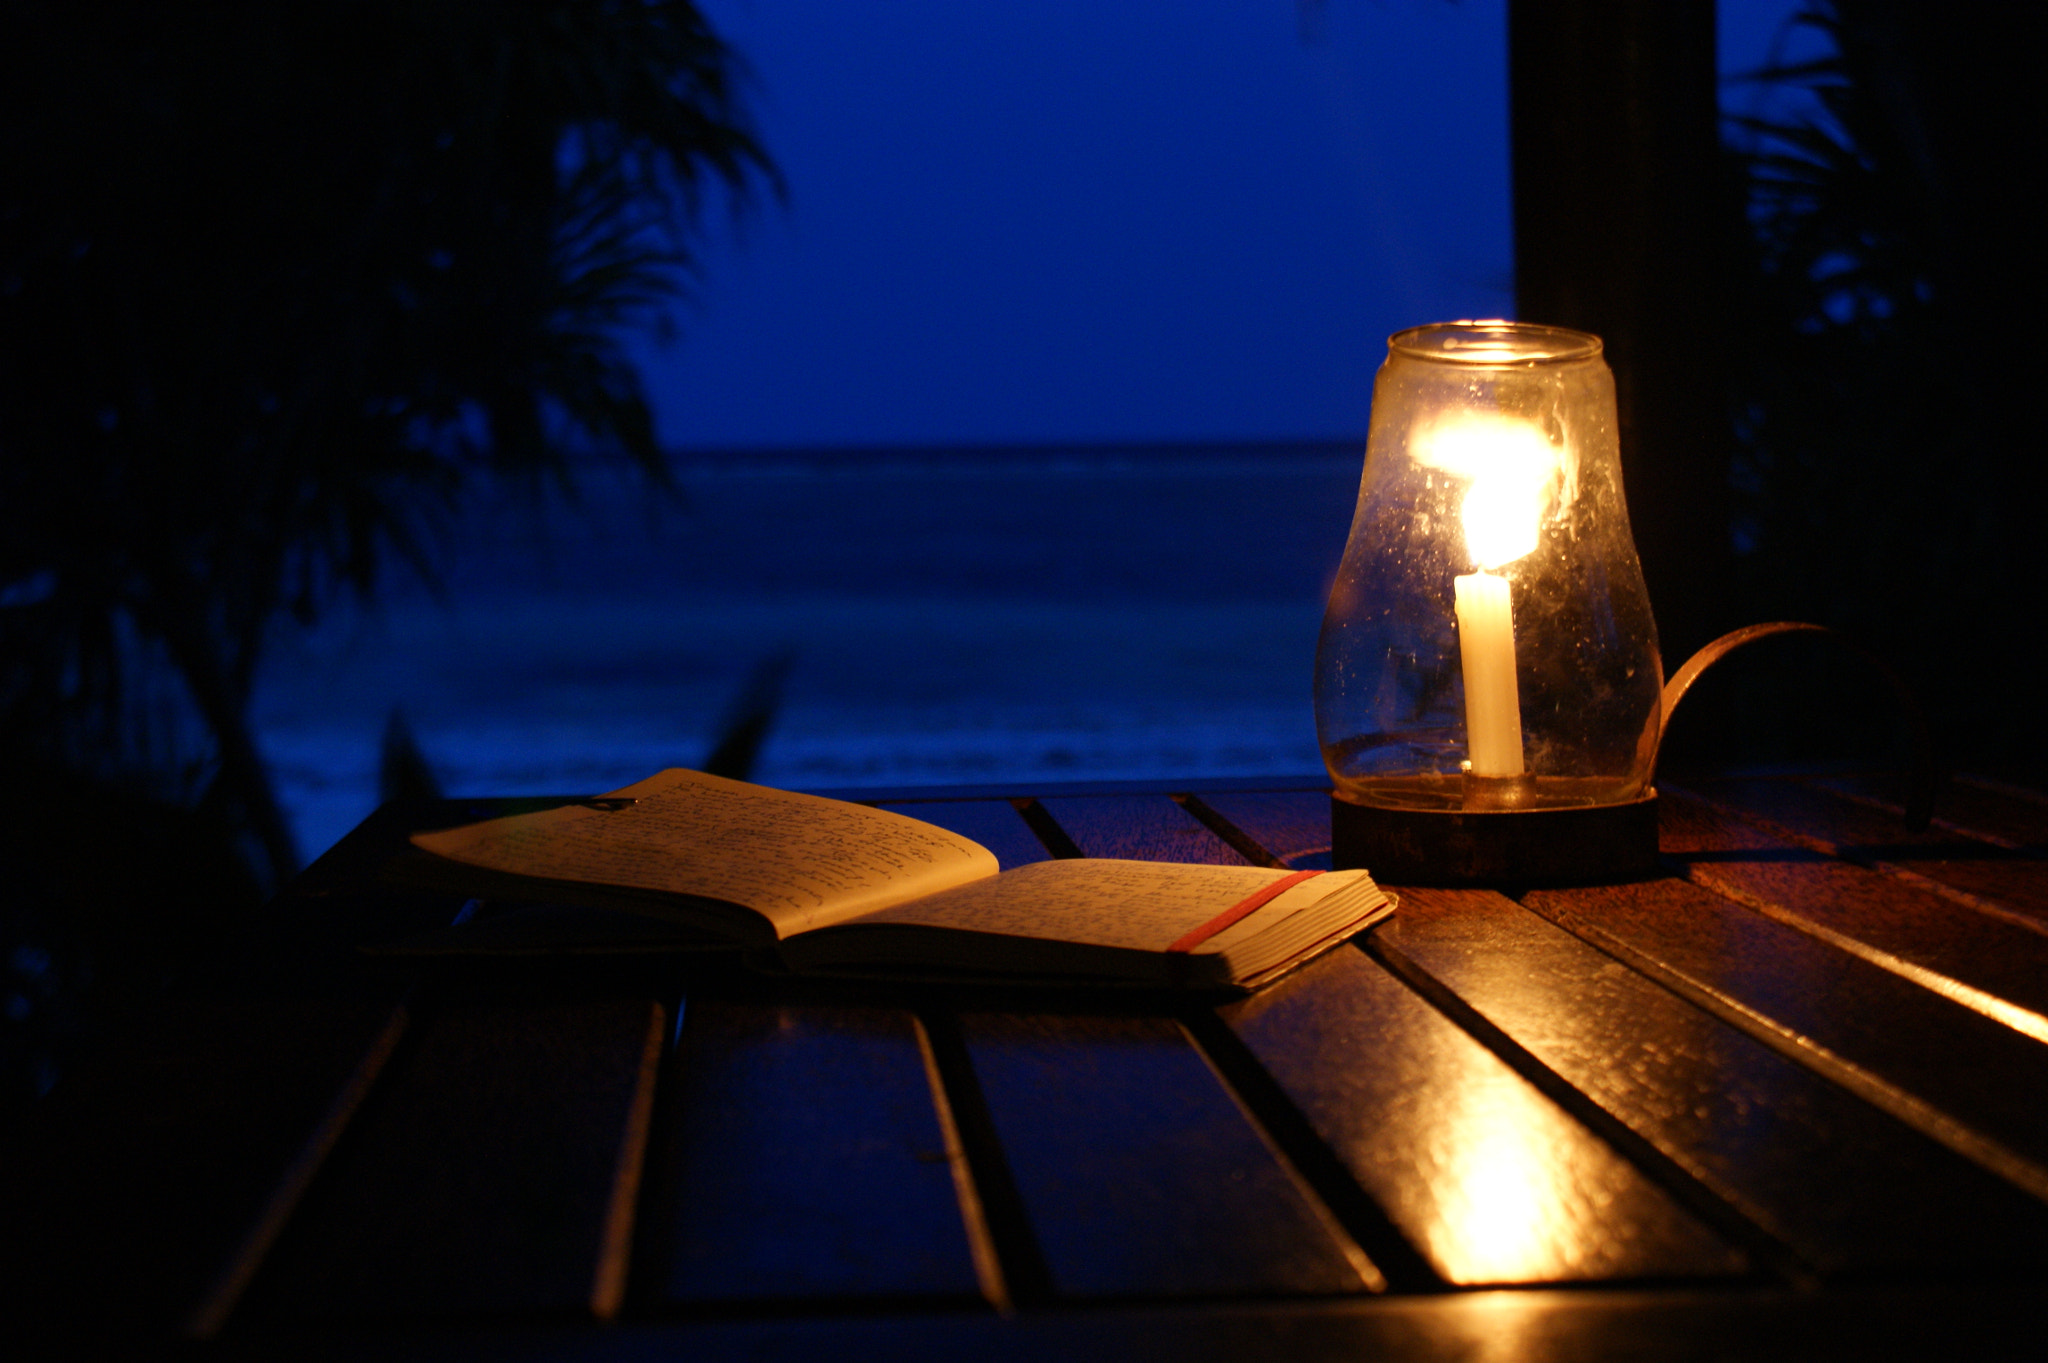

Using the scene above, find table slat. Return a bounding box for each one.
[875,799,1053,869]
[0,996,406,1338]
[286,1286,2048,1363]
[26,774,2048,1357]
[1036,794,1252,864]
[1220,944,1748,1285]
[1817,772,2048,850]
[955,1011,1376,1300]
[1524,874,2048,1203]
[1660,789,2048,1032]
[1185,789,1336,870]
[645,996,991,1307]
[1686,776,2048,928]
[1382,886,2048,1278]
[241,997,663,1325]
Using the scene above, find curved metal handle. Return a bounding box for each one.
[1654,621,1940,829]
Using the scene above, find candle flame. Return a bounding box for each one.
[1414,414,1557,570]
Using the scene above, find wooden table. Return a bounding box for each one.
[8,771,2048,1359]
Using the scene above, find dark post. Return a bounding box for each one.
[1509,0,1731,668]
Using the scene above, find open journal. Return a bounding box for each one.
[397,768,1395,991]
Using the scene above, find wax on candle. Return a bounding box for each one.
[1417,413,1553,779]
[1454,569,1524,777]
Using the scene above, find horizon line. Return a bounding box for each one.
[660,435,1371,462]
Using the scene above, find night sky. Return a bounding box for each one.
[629,0,1807,452]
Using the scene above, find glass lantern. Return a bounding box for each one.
[1314,321,1663,882]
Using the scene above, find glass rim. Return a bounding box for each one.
[1389,320,1603,366]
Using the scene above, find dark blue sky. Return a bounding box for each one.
[631,0,1805,451]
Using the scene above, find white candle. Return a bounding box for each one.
[1454,570,1524,776]
[1415,413,1557,781]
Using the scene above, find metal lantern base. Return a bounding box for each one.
[1330,791,1660,886]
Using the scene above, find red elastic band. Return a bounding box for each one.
[1166,870,1324,953]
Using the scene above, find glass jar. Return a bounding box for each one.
[1314,321,1661,814]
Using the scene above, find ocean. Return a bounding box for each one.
[252,444,1365,860]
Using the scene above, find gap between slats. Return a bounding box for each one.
[1173,1012,1390,1293]
[897,794,1378,1305]
[185,1001,414,1337]
[1359,929,1814,1289]
[1171,785,2048,1285]
[1817,771,2048,852]
[235,991,668,1327]
[915,1009,1059,1308]
[912,1013,1013,1312]
[1166,788,1788,1282]
[1176,1006,1437,1293]
[1678,777,2048,937]
[1522,882,2048,1212]
[1658,788,2048,1045]
[0,993,416,1341]
[1115,788,1765,1290]
[931,1009,1377,1302]
[638,989,993,1314]
[912,793,1401,1300]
